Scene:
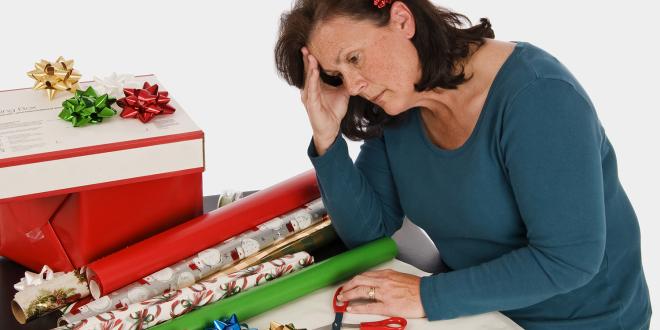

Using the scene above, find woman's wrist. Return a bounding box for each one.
[312,133,338,156]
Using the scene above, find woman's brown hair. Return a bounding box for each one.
[274,0,494,140]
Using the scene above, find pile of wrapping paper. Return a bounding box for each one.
[10,170,399,329]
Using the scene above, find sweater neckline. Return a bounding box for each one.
[414,41,525,157]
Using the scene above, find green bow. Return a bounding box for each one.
[59,86,116,127]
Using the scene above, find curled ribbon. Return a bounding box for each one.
[207,314,257,330]
[59,87,117,127]
[117,82,176,123]
[27,56,81,100]
[93,73,141,99]
[14,265,63,291]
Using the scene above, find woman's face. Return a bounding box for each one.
[307,10,421,116]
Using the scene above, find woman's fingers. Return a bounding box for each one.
[342,274,381,291]
[339,285,377,302]
[298,46,347,147]
[300,47,310,101]
[341,270,392,292]
[338,271,426,319]
[306,55,321,106]
[346,302,388,315]
[339,274,381,301]
[300,47,321,109]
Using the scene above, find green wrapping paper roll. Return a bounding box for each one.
[152,237,397,330]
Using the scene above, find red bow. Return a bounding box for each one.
[117,82,176,123]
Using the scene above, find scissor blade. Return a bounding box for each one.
[312,325,334,330]
[314,324,360,330]
[332,312,344,330]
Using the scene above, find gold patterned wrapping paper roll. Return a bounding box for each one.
[11,268,88,324]
[206,217,334,280]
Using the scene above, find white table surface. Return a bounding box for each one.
[246,259,522,330]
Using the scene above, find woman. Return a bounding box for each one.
[274,0,651,328]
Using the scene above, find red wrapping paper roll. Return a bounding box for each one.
[85,169,319,297]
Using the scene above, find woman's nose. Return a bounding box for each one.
[343,72,367,96]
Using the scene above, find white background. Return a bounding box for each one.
[1,0,657,326]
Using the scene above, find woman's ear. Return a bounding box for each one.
[389,1,415,39]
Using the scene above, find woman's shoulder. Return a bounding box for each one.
[506,42,584,91]
[490,42,601,138]
[491,41,592,107]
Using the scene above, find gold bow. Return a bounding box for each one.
[27,56,81,100]
[269,321,301,330]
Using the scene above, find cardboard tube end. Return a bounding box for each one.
[11,300,27,324]
[89,279,101,299]
[57,316,68,327]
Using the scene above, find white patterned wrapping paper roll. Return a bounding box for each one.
[59,198,325,325]
[54,252,314,330]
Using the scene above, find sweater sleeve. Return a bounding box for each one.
[419,78,607,320]
[307,133,404,248]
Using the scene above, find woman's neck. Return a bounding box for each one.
[413,39,516,148]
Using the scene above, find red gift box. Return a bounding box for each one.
[0,75,205,272]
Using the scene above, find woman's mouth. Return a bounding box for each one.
[370,90,386,103]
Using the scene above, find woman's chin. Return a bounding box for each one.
[380,104,410,117]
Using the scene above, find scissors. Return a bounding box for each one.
[314,286,407,330]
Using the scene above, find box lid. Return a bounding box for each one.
[0,75,205,202]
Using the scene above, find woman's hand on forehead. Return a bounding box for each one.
[299,46,350,156]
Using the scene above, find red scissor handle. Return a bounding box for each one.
[333,286,349,313]
[360,317,407,330]
[333,286,407,330]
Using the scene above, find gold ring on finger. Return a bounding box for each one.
[368,286,376,301]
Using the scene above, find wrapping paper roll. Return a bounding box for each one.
[217,190,255,208]
[207,218,334,279]
[55,252,313,330]
[11,268,88,324]
[60,199,326,325]
[263,219,337,260]
[151,238,398,330]
[60,296,94,321]
[86,170,318,297]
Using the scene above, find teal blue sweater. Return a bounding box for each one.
[308,42,651,329]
